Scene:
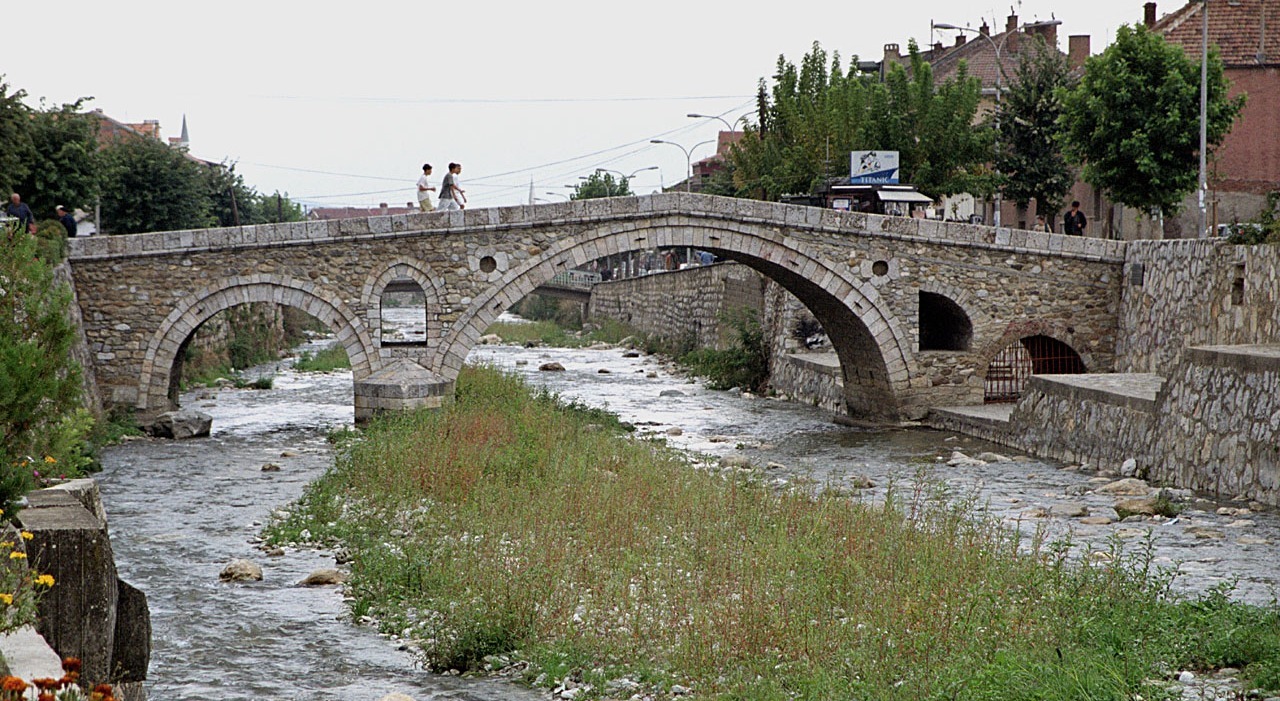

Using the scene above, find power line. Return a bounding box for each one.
[250,93,754,105]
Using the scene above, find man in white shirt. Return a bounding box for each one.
[416,163,436,212]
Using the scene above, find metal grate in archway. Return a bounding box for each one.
[983,335,1087,403]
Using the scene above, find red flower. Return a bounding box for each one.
[1,675,29,692]
[62,658,82,674]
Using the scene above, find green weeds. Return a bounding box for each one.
[268,366,1280,699]
[293,343,351,372]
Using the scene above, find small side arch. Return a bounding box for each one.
[979,324,1088,403]
[360,257,448,349]
[136,275,377,412]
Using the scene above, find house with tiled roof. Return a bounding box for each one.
[1149,0,1280,232]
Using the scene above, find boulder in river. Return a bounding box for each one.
[659,389,685,397]
[479,334,503,345]
[261,463,282,472]
[1096,478,1151,496]
[146,409,212,439]
[219,559,263,582]
[298,569,347,586]
[539,362,566,372]
[621,350,642,358]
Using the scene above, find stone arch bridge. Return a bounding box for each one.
[66,193,1127,422]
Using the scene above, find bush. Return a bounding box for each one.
[0,222,90,515]
[294,344,350,372]
[678,308,769,391]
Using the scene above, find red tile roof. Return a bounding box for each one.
[1152,0,1280,67]
[928,29,1052,92]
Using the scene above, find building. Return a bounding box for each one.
[1149,0,1280,235]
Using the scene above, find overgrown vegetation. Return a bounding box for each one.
[482,318,635,349]
[677,308,769,392]
[1227,191,1280,245]
[0,222,96,515]
[268,366,1280,699]
[509,294,585,328]
[294,343,351,372]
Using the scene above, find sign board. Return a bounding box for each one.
[849,150,900,184]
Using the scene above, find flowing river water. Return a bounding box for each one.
[94,313,1280,700]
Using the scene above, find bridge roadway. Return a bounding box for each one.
[66,193,1129,421]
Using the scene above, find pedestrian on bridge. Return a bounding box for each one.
[1063,201,1087,236]
[6,193,35,233]
[56,205,77,237]
[438,162,466,211]
[416,163,436,212]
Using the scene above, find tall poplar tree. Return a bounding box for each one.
[996,36,1075,225]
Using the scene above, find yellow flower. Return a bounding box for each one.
[35,574,55,588]
[44,456,56,464]
[0,542,11,549]
[0,593,12,606]
[9,552,26,560]
[20,531,33,541]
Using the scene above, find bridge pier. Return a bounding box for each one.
[352,359,454,423]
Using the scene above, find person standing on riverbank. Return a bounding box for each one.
[437,163,466,211]
[416,163,436,212]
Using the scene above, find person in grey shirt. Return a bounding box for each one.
[437,162,466,211]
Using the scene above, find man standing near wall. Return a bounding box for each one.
[1063,201,1088,236]
[56,206,77,237]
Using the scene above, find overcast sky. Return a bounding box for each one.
[8,1,1148,210]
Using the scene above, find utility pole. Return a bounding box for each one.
[1197,0,1210,237]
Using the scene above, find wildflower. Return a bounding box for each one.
[32,678,60,691]
[20,531,33,541]
[9,551,27,560]
[1,676,28,693]
[44,455,56,464]
[36,574,55,587]
[62,658,82,676]
[0,593,12,605]
[91,683,115,701]
[39,693,56,701]
[0,541,12,549]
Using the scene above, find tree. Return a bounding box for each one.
[730,42,992,201]
[12,100,101,218]
[570,172,633,200]
[1060,23,1244,216]
[99,137,212,234]
[0,79,35,197]
[996,36,1076,225]
[0,222,85,514]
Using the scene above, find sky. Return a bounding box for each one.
[6,1,1148,211]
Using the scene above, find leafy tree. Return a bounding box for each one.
[570,172,633,200]
[204,161,259,227]
[1060,23,1244,215]
[12,100,101,218]
[996,36,1076,225]
[0,221,86,515]
[255,190,306,223]
[0,79,35,197]
[99,136,213,234]
[730,42,992,201]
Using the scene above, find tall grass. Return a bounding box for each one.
[483,318,635,348]
[269,366,1280,699]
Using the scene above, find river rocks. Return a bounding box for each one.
[659,389,686,397]
[976,452,1013,463]
[645,372,658,378]
[765,461,787,470]
[280,450,298,457]
[261,463,282,472]
[146,409,212,439]
[1022,506,1050,518]
[1080,516,1115,525]
[514,359,528,366]
[708,435,730,443]
[1185,526,1226,540]
[720,455,751,469]
[597,368,611,374]
[219,559,263,582]
[1095,478,1151,496]
[378,694,417,701]
[666,427,683,436]
[478,334,503,345]
[621,350,642,358]
[1115,497,1158,516]
[1050,504,1089,518]
[1120,458,1139,477]
[1236,535,1270,545]
[848,475,875,489]
[538,362,566,372]
[946,451,986,467]
[298,569,346,586]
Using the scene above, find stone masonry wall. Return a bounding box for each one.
[1116,241,1280,374]
[55,262,103,416]
[1150,346,1280,504]
[586,263,766,351]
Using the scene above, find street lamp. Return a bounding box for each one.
[687,112,753,131]
[544,191,569,201]
[932,20,1056,228]
[651,139,716,192]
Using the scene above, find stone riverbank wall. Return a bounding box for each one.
[55,262,103,416]
[586,263,767,351]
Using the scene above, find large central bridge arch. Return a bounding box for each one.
[437,220,916,416]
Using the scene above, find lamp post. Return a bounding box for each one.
[687,112,752,131]
[1198,0,1209,237]
[544,191,569,201]
[932,20,1053,228]
[651,139,715,192]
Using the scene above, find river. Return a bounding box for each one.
[94,317,1280,700]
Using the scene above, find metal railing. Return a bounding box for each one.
[984,335,1087,403]
[542,269,603,290]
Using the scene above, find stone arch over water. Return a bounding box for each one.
[136,275,376,413]
[360,257,447,352]
[437,220,917,418]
